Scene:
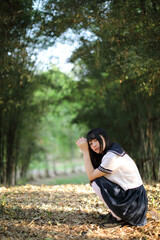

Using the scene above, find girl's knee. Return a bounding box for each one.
[91,177,103,186]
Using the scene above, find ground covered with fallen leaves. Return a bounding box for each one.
[0,183,159,240]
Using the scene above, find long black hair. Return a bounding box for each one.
[86,128,112,169]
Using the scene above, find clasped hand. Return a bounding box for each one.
[76,137,89,152]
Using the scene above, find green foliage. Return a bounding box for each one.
[37,0,160,180]
[29,67,87,173]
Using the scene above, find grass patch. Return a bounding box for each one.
[47,173,89,185]
[26,172,89,186]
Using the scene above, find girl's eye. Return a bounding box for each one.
[89,139,97,146]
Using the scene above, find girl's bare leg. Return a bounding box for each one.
[91,181,121,221]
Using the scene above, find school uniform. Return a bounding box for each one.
[91,143,148,226]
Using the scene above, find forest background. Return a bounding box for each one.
[0,0,160,186]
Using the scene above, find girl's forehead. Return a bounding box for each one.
[89,138,98,143]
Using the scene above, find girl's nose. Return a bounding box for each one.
[92,142,97,147]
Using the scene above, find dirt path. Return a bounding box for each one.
[0,183,160,239]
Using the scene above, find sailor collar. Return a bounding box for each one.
[107,142,125,157]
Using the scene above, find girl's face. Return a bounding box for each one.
[89,136,106,154]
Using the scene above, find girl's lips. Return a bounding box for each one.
[95,148,99,152]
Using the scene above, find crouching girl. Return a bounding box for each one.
[76,128,148,226]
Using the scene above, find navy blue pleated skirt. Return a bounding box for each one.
[93,177,148,226]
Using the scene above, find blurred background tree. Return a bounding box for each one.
[0,0,40,185]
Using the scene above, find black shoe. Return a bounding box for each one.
[99,212,113,220]
[100,213,126,228]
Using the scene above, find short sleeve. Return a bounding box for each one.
[98,152,118,174]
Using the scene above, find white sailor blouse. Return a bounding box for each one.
[98,143,143,191]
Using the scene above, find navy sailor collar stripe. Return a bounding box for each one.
[107,142,125,157]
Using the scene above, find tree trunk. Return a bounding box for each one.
[6,115,17,186]
[0,111,5,184]
[140,0,146,14]
[0,111,3,183]
[148,119,158,181]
